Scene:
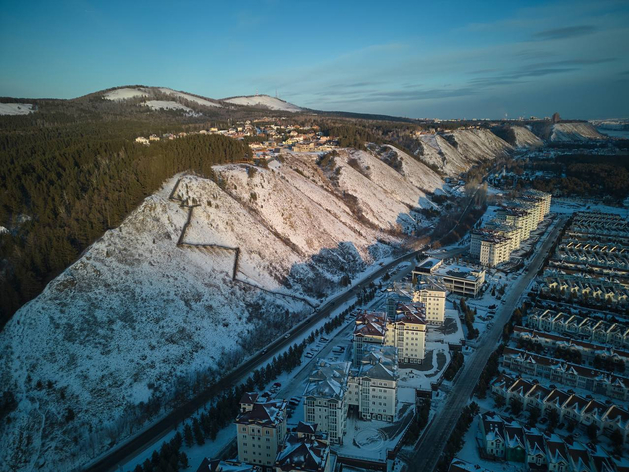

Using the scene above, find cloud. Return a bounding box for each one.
[533,25,597,40]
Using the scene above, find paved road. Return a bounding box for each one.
[87,246,424,472]
[407,215,568,472]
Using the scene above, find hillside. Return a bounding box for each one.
[511,126,543,148]
[415,129,512,176]
[0,147,448,471]
[550,122,607,142]
[222,95,303,112]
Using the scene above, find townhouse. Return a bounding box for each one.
[491,374,629,443]
[501,347,629,401]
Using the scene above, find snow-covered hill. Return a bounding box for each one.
[223,95,302,112]
[143,100,195,113]
[550,122,606,142]
[511,126,543,148]
[416,129,512,176]
[0,103,34,115]
[103,87,149,100]
[0,148,448,471]
[158,88,222,108]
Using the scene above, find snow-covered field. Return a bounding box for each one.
[0,103,34,115]
[158,88,221,108]
[103,87,149,100]
[223,95,302,112]
[143,100,194,112]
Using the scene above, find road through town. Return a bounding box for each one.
[407,215,567,472]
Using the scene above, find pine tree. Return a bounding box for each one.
[183,423,194,448]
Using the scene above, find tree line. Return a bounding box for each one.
[0,118,251,328]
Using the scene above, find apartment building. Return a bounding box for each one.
[303,361,350,444]
[236,393,288,468]
[479,235,511,267]
[347,345,398,421]
[433,265,486,297]
[353,303,427,365]
[495,206,536,241]
[274,422,331,472]
[413,280,446,325]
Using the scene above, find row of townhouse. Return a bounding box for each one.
[539,271,629,307]
[561,239,628,256]
[491,374,629,443]
[234,392,332,472]
[570,212,629,240]
[303,346,399,444]
[479,412,622,472]
[352,304,427,365]
[526,309,629,350]
[501,347,629,402]
[470,190,552,267]
[554,245,629,272]
[513,325,629,370]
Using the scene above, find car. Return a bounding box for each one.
[305,352,314,358]
[539,417,548,424]
[261,348,268,354]
[284,333,290,339]
[320,337,328,342]
[273,382,281,388]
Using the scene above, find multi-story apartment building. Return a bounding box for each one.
[353,304,427,365]
[236,393,288,468]
[479,234,511,267]
[495,206,535,241]
[413,280,446,325]
[303,361,350,444]
[274,422,331,472]
[347,345,398,421]
[432,265,486,297]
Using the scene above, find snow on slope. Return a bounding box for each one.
[382,146,444,194]
[0,177,307,472]
[511,126,543,148]
[416,129,510,176]
[223,95,302,112]
[158,88,222,108]
[0,103,34,115]
[550,122,606,142]
[144,100,194,112]
[0,148,446,470]
[103,87,149,100]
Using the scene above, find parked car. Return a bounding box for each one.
[273,382,281,388]
[305,352,314,358]
[284,333,290,339]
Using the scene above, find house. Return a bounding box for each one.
[503,419,526,462]
[479,412,505,459]
[525,429,547,470]
[601,406,629,443]
[566,442,593,472]
[546,437,570,472]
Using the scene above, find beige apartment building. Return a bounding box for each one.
[236,393,288,468]
[479,235,511,267]
[413,281,446,325]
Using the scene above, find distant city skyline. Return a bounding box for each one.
[1,0,628,119]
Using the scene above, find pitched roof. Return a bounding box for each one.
[275,432,329,472]
[235,400,287,427]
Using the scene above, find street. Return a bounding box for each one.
[407,214,567,472]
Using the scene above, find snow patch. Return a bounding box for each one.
[0,103,34,115]
[103,87,148,100]
[223,95,302,112]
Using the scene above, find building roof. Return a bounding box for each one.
[275,430,329,472]
[235,400,287,427]
[305,361,350,400]
[354,312,387,338]
[197,459,259,472]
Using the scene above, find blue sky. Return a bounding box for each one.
[1,0,628,119]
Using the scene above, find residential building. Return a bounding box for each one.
[274,422,331,472]
[347,345,398,421]
[479,234,511,267]
[196,459,260,472]
[432,264,486,297]
[303,361,350,444]
[413,280,446,325]
[236,393,288,467]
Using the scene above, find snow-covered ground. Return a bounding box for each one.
[0,102,34,115]
[103,87,149,100]
[550,122,606,142]
[511,126,543,148]
[158,88,221,108]
[222,95,302,112]
[143,100,194,112]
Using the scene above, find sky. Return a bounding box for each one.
[0,0,628,119]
